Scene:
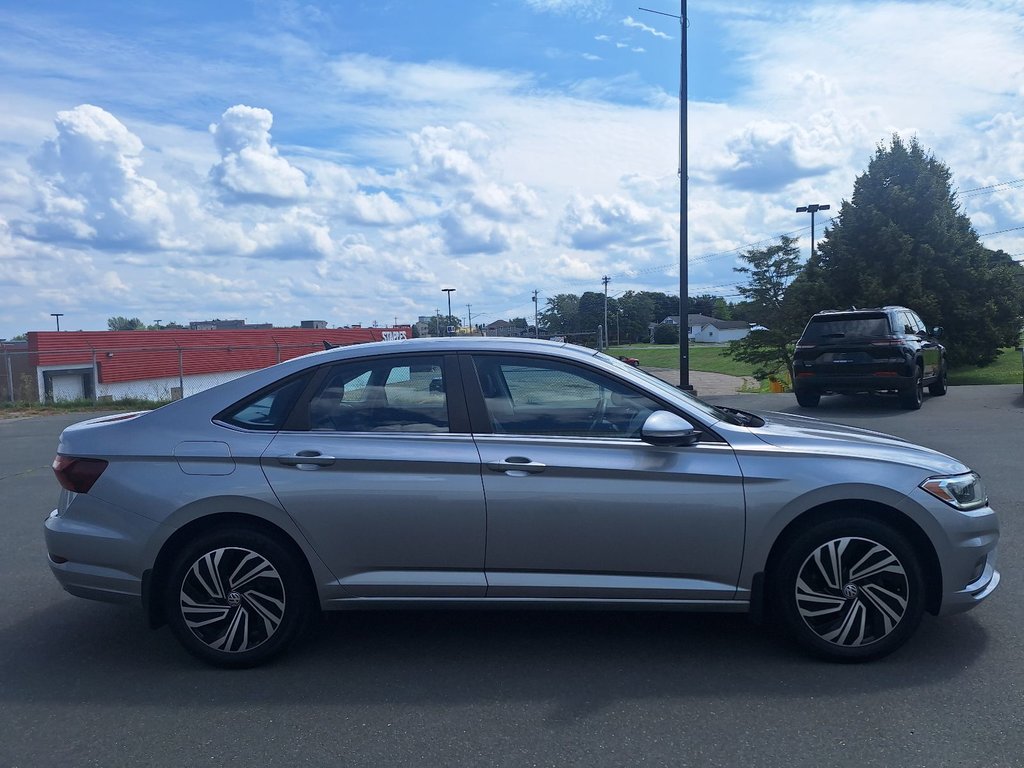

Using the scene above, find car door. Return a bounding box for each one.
[260,353,486,598]
[464,353,746,601]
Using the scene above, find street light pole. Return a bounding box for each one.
[50,313,63,332]
[795,203,831,258]
[441,288,456,336]
[640,1,690,390]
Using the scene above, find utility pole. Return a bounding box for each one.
[466,305,473,336]
[435,308,441,337]
[795,203,831,258]
[602,275,610,350]
[532,290,539,338]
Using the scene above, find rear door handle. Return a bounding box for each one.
[486,456,546,476]
[277,450,336,468]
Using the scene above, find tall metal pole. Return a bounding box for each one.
[638,3,690,387]
[532,290,539,338]
[796,203,831,258]
[678,0,690,390]
[602,275,610,350]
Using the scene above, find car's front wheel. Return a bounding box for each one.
[773,516,925,661]
[928,363,948,396]
[164,527,311,668]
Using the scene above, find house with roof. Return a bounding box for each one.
[653,315,752,343]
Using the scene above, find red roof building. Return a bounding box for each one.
[17,327,411,402]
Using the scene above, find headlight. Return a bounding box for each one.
[920,472,987,511]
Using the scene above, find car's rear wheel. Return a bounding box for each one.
[928,363,948,396]
[773,517,925,661]
[164,527,310,668]
[900,366,924,410]
[795,389,820,408]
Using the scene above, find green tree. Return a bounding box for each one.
[726,235,805,380]
[787,134,1024,366]
[107,316,144,331]
[688,294,727,318]
[652,323,680,344]
[539,294,580,335]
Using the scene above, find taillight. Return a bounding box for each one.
[52,456,108,493]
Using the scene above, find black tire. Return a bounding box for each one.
[900,366,924,410]
[928,363,948,397]
[795,389,820,408]
[773,516,925,662]
[164,527,311,668]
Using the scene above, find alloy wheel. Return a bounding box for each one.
[794,536,909,648]
[179,547,287,653]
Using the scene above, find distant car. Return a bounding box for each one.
[46,337,997,667]
[792,306,947,409]
[618,355,641,367]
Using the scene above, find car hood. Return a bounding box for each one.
[744,409,968,475]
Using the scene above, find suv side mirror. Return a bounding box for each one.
[641,411,701,447]
[931,326,943,337]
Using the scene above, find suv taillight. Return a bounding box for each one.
[52,456,108,493]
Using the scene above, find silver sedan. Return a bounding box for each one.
[45,337,999,667]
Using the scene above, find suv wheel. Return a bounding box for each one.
[795,389,820,408]
[900,366,924,410]
[164,528,311,668]
[773,517,925,661]
[928,363,948,397]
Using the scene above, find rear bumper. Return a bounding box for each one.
[44,505,154,606]
[793,372,915,393]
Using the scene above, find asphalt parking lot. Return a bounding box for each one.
[2,386,1022,767]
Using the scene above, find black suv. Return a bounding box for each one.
[792,306,947,410]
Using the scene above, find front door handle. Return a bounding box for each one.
[277,450,336,468]
[486,456,546,476]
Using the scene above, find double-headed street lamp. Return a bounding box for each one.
[50,313,64,331]
[441,288,456,336]
[796,203,831,258]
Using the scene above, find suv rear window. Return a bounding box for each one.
[801,313,890,341]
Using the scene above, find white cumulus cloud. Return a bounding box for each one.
[209,105,308,202]
[25,104,174,249]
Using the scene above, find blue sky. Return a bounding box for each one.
[1,0,1023,337]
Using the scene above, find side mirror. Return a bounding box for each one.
[641,410,701,447]
[931,326,943,338]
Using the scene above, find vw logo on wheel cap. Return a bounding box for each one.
[227,591,242,607]
[842,583,859,599]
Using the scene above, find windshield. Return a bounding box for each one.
[593,351,736,425]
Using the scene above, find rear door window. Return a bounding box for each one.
[307,355,449,433]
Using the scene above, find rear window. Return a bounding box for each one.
[801,314,891,341]
[218,373,310,430]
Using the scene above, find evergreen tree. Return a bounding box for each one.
[726,235,805,380]
[787,135,1023,366]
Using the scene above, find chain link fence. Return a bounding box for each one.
[1,342,334,404]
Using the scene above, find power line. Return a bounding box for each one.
[958,178,1024,197]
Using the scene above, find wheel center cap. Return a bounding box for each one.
[842,583,859,599]
[227,591,242,607]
